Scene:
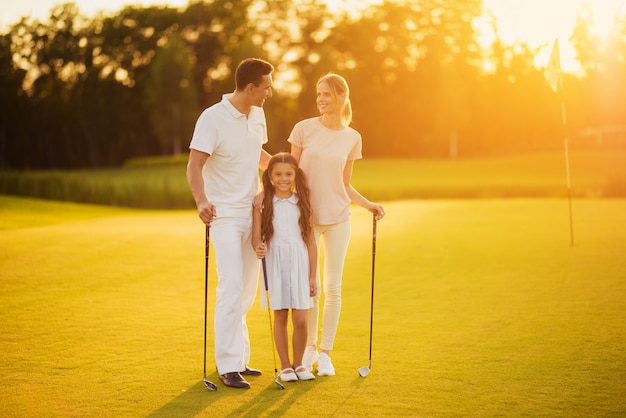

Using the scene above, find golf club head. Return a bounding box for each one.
[204,379,218,391]
[358,366,370,377]
[274,372,285,390]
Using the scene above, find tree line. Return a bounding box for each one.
[1,0,625,169]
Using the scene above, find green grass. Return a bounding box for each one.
[1,195,625,417]
[352,151,626,200]
[0,165,194,209]
[1,151,625,208]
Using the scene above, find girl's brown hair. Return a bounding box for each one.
[261,152,313,245]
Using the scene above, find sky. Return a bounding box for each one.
[481,0,626,72]
[0,0,187,30]
[1,0,625,72]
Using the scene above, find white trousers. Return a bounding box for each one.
[307,219,351,351]
[210,217,259,375]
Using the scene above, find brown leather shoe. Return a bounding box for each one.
[241,366,262,376]
[219,372,250,389]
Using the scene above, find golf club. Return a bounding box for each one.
[261,258,285,390]
[203,225,218,391]
[359,212,377,378]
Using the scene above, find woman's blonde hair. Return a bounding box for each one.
[317,73,352,126]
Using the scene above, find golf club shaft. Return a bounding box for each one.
[204,225,209,379]
[262,259,279,371]
[262,258,285,389]
[368,213,377,366]
[202,225,217,390]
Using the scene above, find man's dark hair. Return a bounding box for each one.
[235,58,274,91]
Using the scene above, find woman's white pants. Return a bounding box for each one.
[307,219,351,351]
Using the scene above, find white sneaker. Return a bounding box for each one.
[302,346,319,372]
[317,352,335,376]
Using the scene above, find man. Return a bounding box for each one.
[187,58,274,389]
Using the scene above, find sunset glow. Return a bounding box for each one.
[1,0,625,73]
[482,0,626,72]
[324,0,626,73]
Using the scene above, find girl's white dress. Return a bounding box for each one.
[261,194,313,310]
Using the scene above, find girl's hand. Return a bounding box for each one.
[309,277,317,297]
[255,243,267,259]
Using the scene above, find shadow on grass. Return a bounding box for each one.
[330,376,367,413]
[228,376,319,416]
[146,378,220,418]
[146,372,320,417]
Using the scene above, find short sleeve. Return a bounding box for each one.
[189,109,218,155]
[348,132,362,161]
[252,106,269,145]
[287,122,304,148]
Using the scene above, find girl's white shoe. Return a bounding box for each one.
[294,366,315,380]
[279,368,298,382]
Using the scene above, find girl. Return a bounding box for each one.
[252,152,318,382]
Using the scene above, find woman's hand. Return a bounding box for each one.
[370,203,385,221]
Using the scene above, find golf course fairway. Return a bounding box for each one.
[1,195,625,417]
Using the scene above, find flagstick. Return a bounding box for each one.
[548,39,574,247]
[560,98,575,246]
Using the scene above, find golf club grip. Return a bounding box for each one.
[262,257,269,291]
[205,225,210,258]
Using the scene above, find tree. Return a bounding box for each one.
[312,0,484,157]
[2,0,624,170]
[0,32,28,168]
[570,7,626,142]
[145,33,198,155]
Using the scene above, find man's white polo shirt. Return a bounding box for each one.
[189,93,268,218]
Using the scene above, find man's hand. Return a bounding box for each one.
[198,201,216,225]
[252,191,265,212]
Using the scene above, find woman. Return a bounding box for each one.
[289,73,385,376]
